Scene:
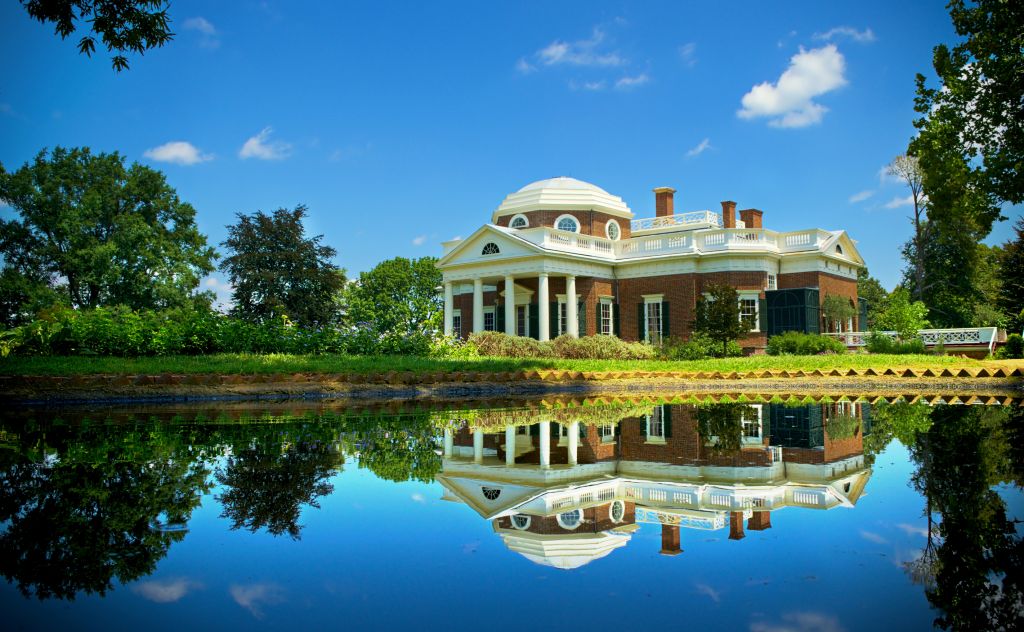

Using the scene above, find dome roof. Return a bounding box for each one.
[493,176,633,222]
[497,530,631,569]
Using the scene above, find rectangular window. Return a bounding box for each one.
[645,302,662,344]
[599,299,613,335]
[599,424,616,443]
[738,295,759,332]
[517,305,529,337]
[483,307,495,331]
[452,310,462,337]
[646,405,665,441]
[558,301,567,336]
[767,274,777,290]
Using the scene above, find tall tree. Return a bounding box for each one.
[20,0,173,71]
[692,284,754,356]
[887,155,929,301]
[997,217,1024,332]
[345,257,442,336]
[220,206,346,328]
[856,267,888,328]
[0,147,216,323]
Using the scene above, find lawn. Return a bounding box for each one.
[0,352,978,376]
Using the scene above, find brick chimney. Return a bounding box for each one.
[739,208,763,228]
[654,187,676,217]
[729,511,746,540]
[721,200,736,228]
[660,524,682,556]
[747,511,772,531]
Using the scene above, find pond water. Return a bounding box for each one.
[1,396,1021,631]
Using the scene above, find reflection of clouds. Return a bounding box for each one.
[410,493,425,503]
[133,578,203,603]
[694,583,721,603]
[896,523,929,538]
[750,612,845,632]
[230,583,286,618]
[859,530,888,545]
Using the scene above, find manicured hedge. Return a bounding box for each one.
[468,331,655,360]
[766,331,847,356]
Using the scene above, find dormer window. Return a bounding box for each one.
[555,214,580,233]
[481,242,500,255]
[509,214,529,229]
[836,244,843,255]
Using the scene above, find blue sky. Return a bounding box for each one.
[1,0,1018,304]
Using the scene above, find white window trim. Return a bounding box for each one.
[483,305,496,331]
[609,500,625,523]
[737,290,760,333]
[766,274,777,291]
[605,219,621,240]
[516,304,530,337]
[599,424,616,443]
[642,295,664,344]
[554,214,581,233]
[556,509,584,530]
[556,293,581,337]
[645,405,666,444]
[452,309,462,335]
[511,514,532,530]
[741,404,764,446]
[509,213,530,229]
[599,297,614,336]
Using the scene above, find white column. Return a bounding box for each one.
[472,278,484,333]
[443,429,453,458]
[473,428,484,464]
[568,421,579,466]
[566,275,578,338]
[539,421,551,468]
[504,276,516,336]
[443,282,454,336]
[538,273,550,341]
[505,425,516,466]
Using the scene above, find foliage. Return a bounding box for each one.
[0,147,215,322]
[887,154,930,302]
[345,257,442,338]
[428,334,479,360]
[866,332,927,355]
[997,217,1024,332]
[856,267,888,329]
[467,332,656,360]
[766,331,846,356]
[693,284,755,356]
[970,243,1007,328]
[20,0,173,71]
[873,287,930,340]
[661,333,742,360]
[696,403,757,455]
[341,414,441,484]
[996,333,1023,360]
[862,401,934,461]
[826,414,861,442]
[822,294,858,328]
[220,205,345,328]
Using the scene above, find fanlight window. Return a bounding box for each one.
[556,215,580,233]
[509,215,528,229]
[557,509,583,529]
[481,242,500,255]
[836,244,843,254]
[511,514,531,530]
[482,487,501,500]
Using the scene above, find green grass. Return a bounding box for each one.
[0,352,974,376]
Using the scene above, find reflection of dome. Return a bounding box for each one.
[493,177,633,221]
[498,530,632,570]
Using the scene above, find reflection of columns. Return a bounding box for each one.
[472,279,484,333]
[566,275,578,338]
[443,429,453,458]
[748,512,772,531]
[505,425,516,466]
[660,524,682,556]
[473,429,484,463]
[567,421,579,465]
[443,282,454,336]
[504,276,516,336]
[538,273,550,341]
[729,511,746,541]
[539,421,551,468]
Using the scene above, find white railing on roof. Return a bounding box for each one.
[630,211,721,232]
[823,327,999,353]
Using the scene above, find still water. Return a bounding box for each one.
[1,397,1021,631]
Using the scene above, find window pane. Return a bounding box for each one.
[600,302,612,335]
[484,311,495,331]
[646,302,661,344]
[557,217,578,232]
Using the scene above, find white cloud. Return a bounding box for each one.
[737,45,847,128]
[535,28,625,67]
[860,529,888,544]
[230,583,285,619]
[569,79,606,91]
[411,235,427,246]
[813,26,876,44]
[686,138,712,158]
[515,57,535,74]
[133,578,202,603]
[695,583,721,603]
[896,523,930,538]
[203,276,234,310]
[410,493,425,503]
[183,17,219,48]
[848,189,874,203]
[751,612,846,632]
[884,195,914,209]
[239,127,291,160]
[679,42,697,67]
[615,73,649,90]
[144,141,213,165]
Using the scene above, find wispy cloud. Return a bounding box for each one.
[144,141,213,165]
[239,127,291,160]
[410,493,425,503]
[896,523,930,538]
[230,583,285,619]
[615,73,649,90]
[133,578,203,603]
[686,138,712,158]
[848,189,874,203]
[737,45,847,128]
[884,195,914,209]
[751,612,846,632]
[679,42,697,67]
[695,583,721,603]
[860,529,889,544]
[183,16,220,48]
[203,276,234,309]
[813,26,876,44]
[569,79,607,91]
[533,27,626,68]
[411,235,427,246]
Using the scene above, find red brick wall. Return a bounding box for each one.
[496,209,632,239]
[618,407,773,467]
[494,501,636,534]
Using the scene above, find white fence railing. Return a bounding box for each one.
[630,211,721,232]
[824,327,999,353]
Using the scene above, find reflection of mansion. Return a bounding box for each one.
[437,178,866,350]
[438,403,871,569]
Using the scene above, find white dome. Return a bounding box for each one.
[497,530,631,569]
[493,176,633,222]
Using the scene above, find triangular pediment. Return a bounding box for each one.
[821,231,865,266]
[436,474,545,519]
[437,224,544,268]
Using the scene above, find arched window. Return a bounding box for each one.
[557,509,583,530]
[511,514,531,530]
[481,242,500,255]
[509,214,529,229]
[482,487,501,500]
[605,219,621,240]
[836,244,844,255]
[555,214,580,233]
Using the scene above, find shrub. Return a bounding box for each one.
[469,331,550,358]
[866,331,926,355]
[997,333,1023,359]
[661,333,742,360]
[548,334,656,360]
[428,334,479,360]
[766,331,847,356]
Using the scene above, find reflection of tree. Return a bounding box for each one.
[696,404,758,455]
[0,428,211,600]
[216,439,342,540]
[862,401,933,461]
[906,405,1023,630]
[343,414,441,483]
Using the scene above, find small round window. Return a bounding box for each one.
[610,500,625,523]
[606,220,621,241]
[482,487,501,500]
[481,242,500,255]
[557,509,583,530]
[509,214,529,229]
[511,514,531,530]
[555,215,580,233]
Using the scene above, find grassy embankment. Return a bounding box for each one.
[0,352,981,377]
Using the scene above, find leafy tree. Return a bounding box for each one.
[873,287,930,340]
[856,267,888,329]
[345,257,442,336]
[997,217,1024,332]
[971,243,1006,328]
[692,284,754,356]
[20,0,173,71]
[887,154,929,301]
[341,414,442,483]
[220,205,346,328]
[822,294,857,332]
[0,147,216,323]
[696,403,758,456]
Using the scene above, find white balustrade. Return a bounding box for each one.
[630,210,721,232]
[824,327,998,352]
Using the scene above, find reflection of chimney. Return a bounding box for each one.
[721,201,736,228]
[729,511,746,540]
[739,208,763,228]
[654,187,676,217]
[748,511,772,531]
[660,524,682,555]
